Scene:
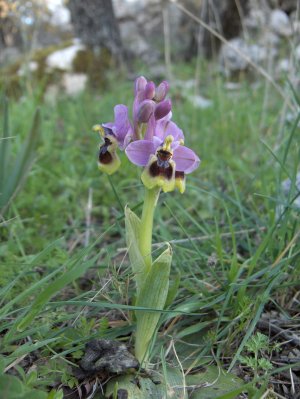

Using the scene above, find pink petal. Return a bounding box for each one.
[173,145,200,174]
[155,119,184,142]
[134,76,147,94]
[114,104,131,142]
[120,128,134,150]
[144,115,156,140]
[102,122,114,130]
[125,140,155,166]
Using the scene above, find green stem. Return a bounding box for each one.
[139,187,160,270]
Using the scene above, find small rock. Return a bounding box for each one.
[280,171,300,210]
[260,31,280,47]
[220,38,268,72]
[189,94,213,109]
[224,82,241,90]
[295,44,300,62]
[247,44,268,64]
[220,38,249,71]
[79,339,139,376]
[18,61,38,76]
[46,41,85,71]
[270,9,292,37]
[277,58,290,73]
[244,8,266,30]
[62,73,87,96]
[44,84,59,105]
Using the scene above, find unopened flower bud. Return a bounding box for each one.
[137,100,155,122]
[134,76,147,94]
[144,81,155,99]
[154,81,169,102]
[154,99,172,120]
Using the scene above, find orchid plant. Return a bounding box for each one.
[94,76,200,366]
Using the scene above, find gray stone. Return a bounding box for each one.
[295,44,300,62]
[260,31,280,47]
[281,172,300,209]
[0,47,21,66]
[220,38,268,72]
[270,9,292,37]
[46,41,85,71]
[277,58,291,73]
[189,94,213,109]
[244,8,266,30]
[18,61,38,77]
[80,339,139,375]
[220,38,249,71]
[224,82,242,90]
[62,73,87,96]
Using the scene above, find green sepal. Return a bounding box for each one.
[135,245,172,363]
[125,207,148,294]
[175,173,186,193]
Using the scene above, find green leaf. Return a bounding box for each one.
[0,238,62,319]
[135,245,172,362]
[0,108,41,214]
[186,366,246,399]
[165,271,180,308]
[0,374,24,398]
[105,375,144,399]
[0,96,10,191]
[160,366,188,399]
[125,206,147,294]
[105,367,187,399]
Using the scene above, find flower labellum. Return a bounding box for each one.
[94,125,121,175]
[126,130,200,193]
[142,136,176,192]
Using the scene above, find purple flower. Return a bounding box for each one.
[125,120,200,193]
[95,104,132,174]
[94,75,200,187]
[102,104,132,150]
[133,76,172,140]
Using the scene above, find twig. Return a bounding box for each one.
[116,226,266,253]
[4,354,27,373]
[163,3,172,80]
[257,319,300,347]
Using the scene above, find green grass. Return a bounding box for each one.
[0,62,299,398]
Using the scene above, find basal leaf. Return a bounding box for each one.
[186,366,246,399]
[125,206,147,294]
[135,245,172,362]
